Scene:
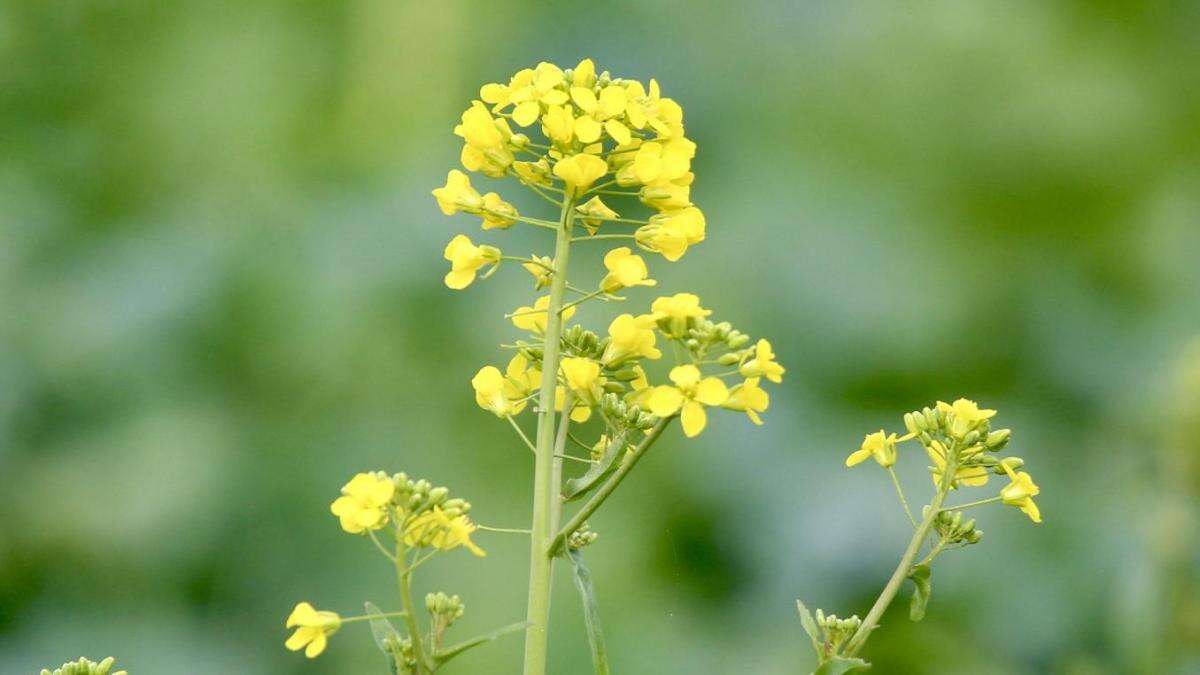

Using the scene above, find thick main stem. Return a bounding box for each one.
[522,191,577,675]
[844,456,956,656]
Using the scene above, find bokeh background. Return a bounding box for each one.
[3,1,1199,673]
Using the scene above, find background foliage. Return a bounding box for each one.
[2,1,1198,673]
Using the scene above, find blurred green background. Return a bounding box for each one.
[3,1,1199,673]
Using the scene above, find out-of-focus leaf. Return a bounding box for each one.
[569,547,610,674]
[796,598,822,655]
[908,564,932,622]
[365,601,404,674]
[813,655,872,674]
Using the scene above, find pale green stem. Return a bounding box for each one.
[502,256,556,273]
[550,392,574,540]
[887,466,917,528]
[522,189,578,675]
[547,416,675,558]
[477,524,533,535]
[395,537,431,674]
[917,538,949,568]
[569,234,636,243]
[574,215,649,226]
[942,495,1002,512]
[342,611,409,625]
[844,449,958,657]
[507,415,537,454]
[559,290,607,313]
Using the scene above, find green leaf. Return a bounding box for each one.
[433,620,528,665]
[568,547,610,675]
[364,601,404,675]
[813,656,871,675]
[795,599,822,655]
[563,432,626,502]
[908,563,932,622]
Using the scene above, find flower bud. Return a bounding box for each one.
[986,429,1011,450]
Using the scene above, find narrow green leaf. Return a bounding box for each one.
[813,655,871,674]
[433,620,528,665]
[795,599,822,655]
[364,601,404,674]
[568,547,610,675]
[563,432,626,501]
[908,563,933,622]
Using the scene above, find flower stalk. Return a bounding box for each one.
[523,190,578,675]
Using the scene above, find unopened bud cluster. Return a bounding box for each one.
[568,523,600,550]
[932,509,984,546]
[814,609,862,657]
[39,658,125,675]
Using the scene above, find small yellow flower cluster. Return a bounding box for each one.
[286,472,486,660]
[846,399,1041,523]
[479,292,784,438]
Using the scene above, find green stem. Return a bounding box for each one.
[547,416,675,558]
[569,234,636,243]
[942,495,1002,512]
[396,537,431,674]
[887,467,917,528]
[844,452,957,657]
[522,189,578,675]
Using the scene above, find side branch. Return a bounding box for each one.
[546,415,675,557]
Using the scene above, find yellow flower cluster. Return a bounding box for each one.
[473,291,783,439]
[845,399,1042,523]
[433,58,710,293]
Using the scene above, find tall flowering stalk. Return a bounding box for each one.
[797,399,1043,673]
[436,59,784,674]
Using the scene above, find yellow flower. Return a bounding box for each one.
[634,207,705,261]
[443,234,500,290]
[600,247,656,293]
[739,339,785,383]
[624,79,685,138]
[639,182,692,212]
[936,398,997,438]
[560,356,602,404]
[512,295,577,334]
[722,378,770,425]
[555,385,593,422]
[650,292,712,338]
[432,170,483,215]
[285,602,341,658]
[513,158,552,186]
[576,196,618,235]
[405,507,487,556]
[541,104,575,145]
[845,430,898,468]
[330,473,395,534]
[454,102,514,177]
[522,254,554,289]
[571,83,630,145]
[926,440,990,488]
[571,58,596,88]
[553,153,609,191]
[1000,464,1042,523]
[626,364,653,407]
[632,139,695,185]
[480,192,517,230]
[472,355,538,417]
[601,313,661,366]
[646,365,729,437]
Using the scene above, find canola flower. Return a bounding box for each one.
[285,472,508,671]
[800,399,1043,671]
[432,59,785,675]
